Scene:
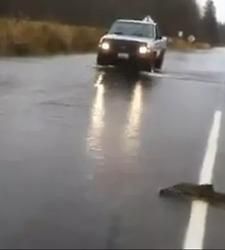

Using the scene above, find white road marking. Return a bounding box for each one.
[183,201,208,250]
[183,110,222,250]
[199,111,222,185]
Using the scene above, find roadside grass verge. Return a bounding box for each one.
[0,18,105,56]
[168,38,211,50]
[0,18,211,56]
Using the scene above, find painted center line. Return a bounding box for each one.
[183,110,222,250]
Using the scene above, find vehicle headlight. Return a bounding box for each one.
[100,41,110,51]
[139,45,148,54]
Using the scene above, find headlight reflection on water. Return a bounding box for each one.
[124,82,144,154]
[87,73,105,159]
[87,73,145,159]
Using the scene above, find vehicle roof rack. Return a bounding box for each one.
[143,16,155,24]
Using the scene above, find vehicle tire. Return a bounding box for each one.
[97,54,108,66]
[154,51,165,71]
[141,62,152,73]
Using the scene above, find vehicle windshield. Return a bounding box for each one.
[109,21,155,38]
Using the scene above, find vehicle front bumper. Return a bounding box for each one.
[97,50,155,68]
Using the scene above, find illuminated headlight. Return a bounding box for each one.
[100,41,110,51]
[139,46,148,54]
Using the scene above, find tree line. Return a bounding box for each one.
[0,0,224,45]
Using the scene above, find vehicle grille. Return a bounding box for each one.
[109,39,141,54]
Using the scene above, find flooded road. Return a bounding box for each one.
[0,49,225,248]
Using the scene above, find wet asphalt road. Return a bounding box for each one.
[0,49,225,249]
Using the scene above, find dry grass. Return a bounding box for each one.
[169,38,211,50]
[0,18,211,56]
[0,18,105,55]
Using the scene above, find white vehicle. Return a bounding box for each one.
[97,16,167,72]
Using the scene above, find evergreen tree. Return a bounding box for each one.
[202,0,219,44]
